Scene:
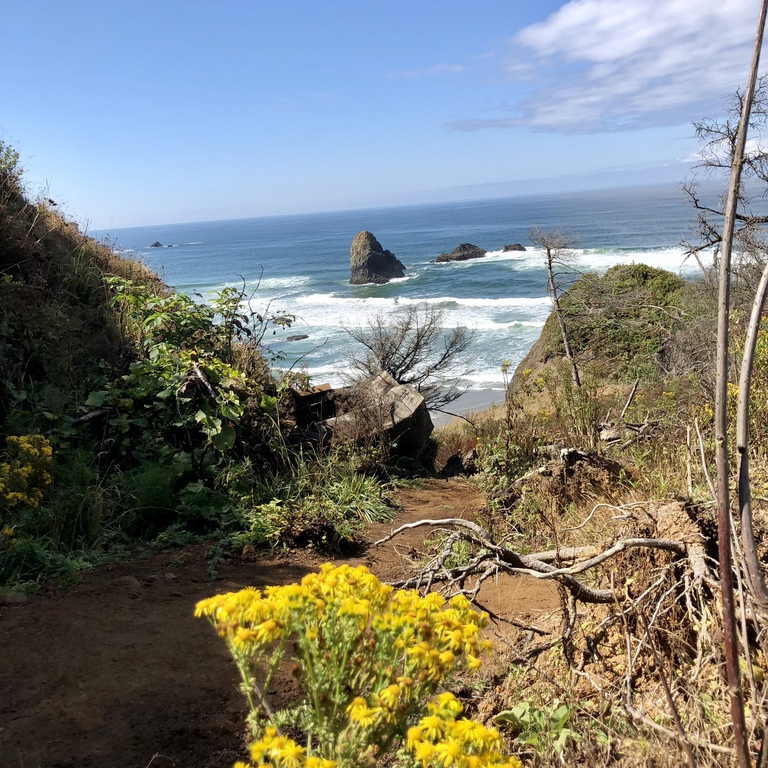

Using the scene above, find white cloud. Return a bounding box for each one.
[450,0,763,132]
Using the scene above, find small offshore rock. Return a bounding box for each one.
[149,241,163,248]
[286,334,309,342]
[435,243,487,263]
[502,243,526,252]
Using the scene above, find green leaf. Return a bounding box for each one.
[260,394,278,412]
[549,704,571,730]
[85,390,110,407]
[220,400,243,423]
[212,424,236,451]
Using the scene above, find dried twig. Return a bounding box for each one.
[620,378,640,421]
[641,615,697,768]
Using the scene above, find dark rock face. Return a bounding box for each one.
[149,241,163,248]
[435,243,487,263]
[502,243,526,252]
[332,371,434,458]
[349,231,406,284]
[294,372,434,460]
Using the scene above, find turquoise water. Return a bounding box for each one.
[98,183,707,396]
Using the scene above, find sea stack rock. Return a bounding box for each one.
[435,243,487,263]
[349,231,406,285]
[502,243,526,252]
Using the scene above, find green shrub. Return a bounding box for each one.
[543,263,687,383]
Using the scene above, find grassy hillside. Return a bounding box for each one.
[0,144,394,585]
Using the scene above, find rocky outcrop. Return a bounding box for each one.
[502,243,526,252]
[328,371,434,458]
[349,231,406,284]
[149,241,163,248]
[435,243,487,263]
[294,372,434,460]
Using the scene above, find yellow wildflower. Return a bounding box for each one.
[434,738,463,766]
[347,697,381,728]
[305,758,336,768]
[407,725,424,750]
[377,683,401,709]
[414,741,436,767]
[420,714,445,741]
[274,739,304,768]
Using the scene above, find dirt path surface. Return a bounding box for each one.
[0,478,559,768]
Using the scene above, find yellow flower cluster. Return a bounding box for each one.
[195,563,490,675]
[0,435,53,510]
[407,693,521,768]
[234,727,336,768]
[196,564,515,768]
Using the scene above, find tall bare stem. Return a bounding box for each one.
[714,3,768,766]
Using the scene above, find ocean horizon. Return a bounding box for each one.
[96,182,712,416]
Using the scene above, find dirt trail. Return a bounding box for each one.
[0,478,559,768]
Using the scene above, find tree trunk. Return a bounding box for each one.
[714,3,768,766]
[546,247,581,389]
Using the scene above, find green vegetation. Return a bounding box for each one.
[537,263,689,383]
[423,251,768,765]
[0,141,394,586]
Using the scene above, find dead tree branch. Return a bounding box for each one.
[376,518,688,605]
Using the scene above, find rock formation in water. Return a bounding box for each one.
[502,243,526,252]
[435,243,487,263]
[349,231,406,285]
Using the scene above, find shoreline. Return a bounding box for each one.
[429,388,506,428]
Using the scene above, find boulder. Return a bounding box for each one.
[327,371,433,458]
[502,243,526,252]
[439,448,477,477]
[435,243,487,263]
[296,372,434,460]
[349,231,406,284]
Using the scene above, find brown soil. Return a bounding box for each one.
[0,478,559,768]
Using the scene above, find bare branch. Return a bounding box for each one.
[344,303,474,408]
[711,5,768,765]
[528,226,581,389]
[376,517,688,605]
[736,258,768,611]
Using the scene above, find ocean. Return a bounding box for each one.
[97,183,707,414]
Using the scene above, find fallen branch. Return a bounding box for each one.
[70,408,113,427]
[376,517,687,605]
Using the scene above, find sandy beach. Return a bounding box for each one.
[430,387,506,427]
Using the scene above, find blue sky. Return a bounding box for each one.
[1,0,764,228]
